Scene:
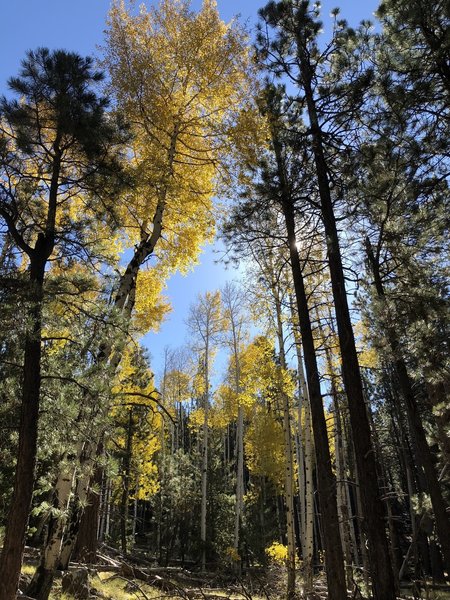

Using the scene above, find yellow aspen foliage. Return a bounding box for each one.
[102,0,253,286]
[188,407,206,431]
[133,434,160,500]
[265,541,288,565]
[245,407,285,487]
[109,347,162,500]
[217,336,289,422]
[215,383,238,422]
[226,336,296,487]
[209,402,230,430]
[111,346,156,409]
[162,369,192,407]
[354,321,380,370]
[133,268,171,334]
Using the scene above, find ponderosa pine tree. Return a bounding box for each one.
[222,94,347,597]
[342,10,450,567]
[256,4,396,597]
[0,48,126,600]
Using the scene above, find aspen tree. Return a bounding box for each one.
[29,1,253,584]
[187,291,223,570]
[221,282,248,570]
[289,303,314,592]
[272,280,296,600]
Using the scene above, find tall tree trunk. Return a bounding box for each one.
[366,238,450,571]
[58,448,93,571]
[290,313,314,592]
[234,405,244,567]
[319,311,353,587]
[73,477,102,564]
[27,464,77,599]
[269,120,347,599]
[55,122,180,572]
[333,397,353,587]
[120,409,134,556]
[0,257,46,600]
[0,132,63,599]
[273,293,297,599]
[295,40,395,599]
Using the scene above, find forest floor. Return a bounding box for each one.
[18,547,450,600]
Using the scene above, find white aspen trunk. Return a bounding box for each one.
[105,478,112,540]
[132,484,139,550]
[222,282,246,568]
[97,473,106,542]
[322,306,354,586]
[333,407,353,583]
[354,463,370,592]
[26,463,77,598]
[274,292,296,599]
[188,292,222,573]
[291,309,314,593]
[58,464,91,570]
[341,411,360,569]
[294,408,306,553]
[345,477,360,568]
[282,391,297,600]
[201,411,208,571]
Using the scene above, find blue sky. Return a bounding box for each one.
[1,0,379,380]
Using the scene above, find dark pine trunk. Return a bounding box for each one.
[0,259,45,600]
[26,567,54,600]
[271,123,347,599]
[366,238,450,572]
[73,481,102,564]
[296,43,396,599]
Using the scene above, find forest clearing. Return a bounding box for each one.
[0,0,449,599]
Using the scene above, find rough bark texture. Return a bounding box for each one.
[0,140,60,597]
[294,38,396,598]
[291,320,315,591]
[269,120,347,599]
[0,256,47,600]
[73,463,103,564]
[366,238,450,571]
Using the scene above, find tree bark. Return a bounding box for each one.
[27,463,77,600]
[201,343,209,572]
[268,119,347,599]
[290,313,314,592]
[0,256,47,599]
[365,237,450,571]
[294,38,396,598]
[120,409,134,555]
[0,135,61,598]
[273,292,296,599]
